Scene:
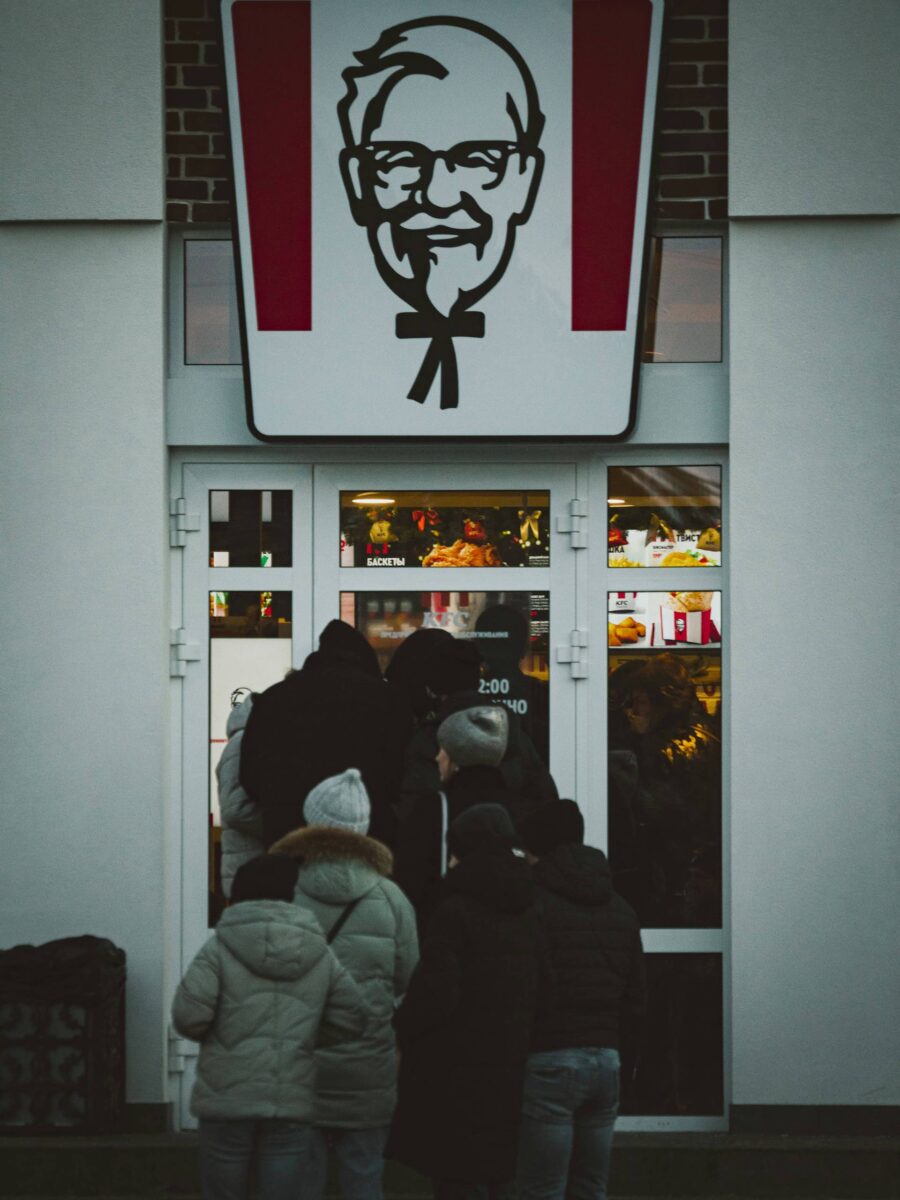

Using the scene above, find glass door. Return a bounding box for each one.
[173,463,312,1129]
[593,452,728,1130]
[313,465,580,801]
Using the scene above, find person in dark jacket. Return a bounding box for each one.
[387,804,544,1200]
[384,628,467,732]
[400,687,558,823]
[394,704,525,931]
[239,620,410,848]
[516,800,646,1200]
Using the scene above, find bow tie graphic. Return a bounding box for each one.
[396,310,485,410]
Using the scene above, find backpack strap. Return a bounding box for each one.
[326,896,362,945]
[439,790,449,877]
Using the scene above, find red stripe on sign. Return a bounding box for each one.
[232,1,311,330]
[572,0,652,331]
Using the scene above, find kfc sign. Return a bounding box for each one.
[222,0,662,440]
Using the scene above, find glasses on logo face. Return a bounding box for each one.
[360,142,520,188]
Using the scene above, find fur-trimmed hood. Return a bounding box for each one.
[271,825,393,905]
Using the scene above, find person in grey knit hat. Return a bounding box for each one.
[436,705,508,777]
[275,768,418,1200]
[303,768,371,834]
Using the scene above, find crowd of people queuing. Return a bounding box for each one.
[173,620,646,1200]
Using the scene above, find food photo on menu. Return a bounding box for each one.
[608,591,722,649]
[607,464,722,567]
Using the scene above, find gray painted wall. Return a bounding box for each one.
[0,0,168,1106]
[0,0,163,220]
[0,223,168,1103]
[729,217,900,1104]
[729,0,900,216]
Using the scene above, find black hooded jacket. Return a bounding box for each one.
[530,843,646,1052]
[239,621,410,847]
[387,848,543,1182]
[394,763,529,932]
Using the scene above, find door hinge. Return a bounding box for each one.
[556,499,588,549]
[169,498,201,548]
[170,628,201,677]
[556,628,589,679]
[168,1029,200,1074]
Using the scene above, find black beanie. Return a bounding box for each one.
[230,854,299,904]
[429,638,482,696]
[447,803,516,861]
[519,799,585,857]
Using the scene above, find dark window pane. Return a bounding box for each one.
[623,954,723,1115]
[342,590,550,763]
[608,635,721,928]
[208,591,293,926]
[642,238,722,363]
[209,490,292,567]
[339,490,550,567]
[608,465,722,567]
[184,239,242,365]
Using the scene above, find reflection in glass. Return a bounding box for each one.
[339,490,550,567]
[608,465,722,567]
[208,592,293,926]
[184,239,242,365]
[608,648,721,928]
[622,954,723,1115]
[641,237,722,363]
[343,590,550,762]
[209,490,292,567]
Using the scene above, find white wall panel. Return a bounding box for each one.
[0,224,168,1103]
[729,218,900,1104]
[729,0,900,216]
[0,0,163,220]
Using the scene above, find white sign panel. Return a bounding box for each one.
[222,0,662,439]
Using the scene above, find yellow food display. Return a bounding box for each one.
[608,616,647,647]
[422,540,502,567]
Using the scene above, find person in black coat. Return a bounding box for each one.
[395,703,530,932]
[516,800,646,1200]
[387,804,544,1200]
[239,620,410,848]
[400,687,558,823]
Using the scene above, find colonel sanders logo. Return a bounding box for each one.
[338,16,545,410]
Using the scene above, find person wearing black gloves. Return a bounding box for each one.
[516,800,646,1200]
[388,804,544,1200]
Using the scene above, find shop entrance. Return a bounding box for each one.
[170,452,728,1134]
[171,460,580,1129]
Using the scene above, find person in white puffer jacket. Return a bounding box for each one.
[172,853,368,1200]
[216,692,264,898]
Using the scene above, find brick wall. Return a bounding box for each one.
[656,0,728,220]
[165,0,727,224]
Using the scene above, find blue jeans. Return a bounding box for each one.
[517,1048,620,1200]
[198,1118,315,1200]
[306,1125,390,1200]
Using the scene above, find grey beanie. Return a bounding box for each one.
[437,705,509,768]
[303,768,370,834]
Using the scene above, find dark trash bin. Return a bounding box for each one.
[0,935,125,1134]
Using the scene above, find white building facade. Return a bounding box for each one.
[0,0,897,1135]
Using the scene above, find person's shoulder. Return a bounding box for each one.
[604,890,642,932]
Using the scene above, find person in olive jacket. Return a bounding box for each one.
[171,854,368,1200]
[387,804,545,1200]
[270,769,419,1200]
[516,800,646,1200]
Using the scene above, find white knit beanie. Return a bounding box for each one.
[303,768,371,834]
[437,706,509,768]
